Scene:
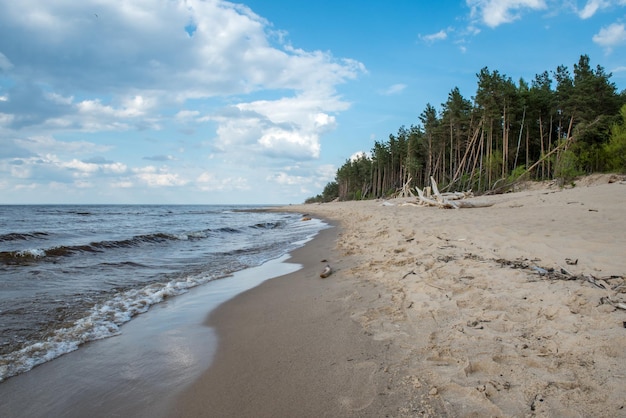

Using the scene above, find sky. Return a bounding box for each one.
[1,0,625,204]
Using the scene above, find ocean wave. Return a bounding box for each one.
[0,218,295,262]
[0,232,203,265]
[0,232,49,243]
[250,221,284,229]
[0,249,47,264]
[0,270,229,382]
[0,223,283,265]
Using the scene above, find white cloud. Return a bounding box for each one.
[133,166,188,187]
[175,110,201,122]
[258,128,320,159]
[380,84,407,96]
[14,135,111,155]
[467,0,547,27]
[578,0,611,18]
[63,159,101,175]
[350,151,371,161]
[593,23,626,52]
[315,164,337,184]
[420,30,448,43]
[271,172,306,186]
[112,180,134,189]
[0,0,362,135]
[210,92,346,160]
[4,152,128,186]
[0,0,365,203]
[196,172,250,191]
[74,95,160,131]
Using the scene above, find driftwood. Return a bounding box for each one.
[415,177,494,209]
[528,263,626,310]
[393,176,416,198]
[320,264,332,278]
[601,296,626,311]
[441,191,473,200]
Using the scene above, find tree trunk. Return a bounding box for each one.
[502,104,507,179]
[526,115,546,181]
[548,115,553,178]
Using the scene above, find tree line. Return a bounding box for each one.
[306,54,626,203]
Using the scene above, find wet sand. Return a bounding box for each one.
[169,225,426,417]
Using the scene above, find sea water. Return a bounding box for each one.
[0,205,325,382]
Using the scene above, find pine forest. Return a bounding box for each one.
[307,55,626,203]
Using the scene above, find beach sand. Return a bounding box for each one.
[169,225,421,417]
[172,175,626,417]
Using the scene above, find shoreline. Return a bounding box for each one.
[0,226,324,418]
[168,223,430,417]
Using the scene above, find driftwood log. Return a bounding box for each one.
[416,177,494,209]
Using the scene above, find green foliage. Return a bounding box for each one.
[335,154,373,200]
[322,181,339,201]
[604,104,626,172]
[486,149,503,181]
[554,148,584,184]
[507,165,527,183]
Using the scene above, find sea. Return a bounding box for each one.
[0,204,326,383]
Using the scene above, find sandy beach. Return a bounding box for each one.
[172,175,626,417]
[2,176,624,417]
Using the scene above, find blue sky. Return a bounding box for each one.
[1,0,625,204]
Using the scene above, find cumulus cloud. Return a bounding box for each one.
[0,0,362,138]
[0,0,364,202]
[210,91,345,160]
[0,1,363,105]
[467,0,547,27]
[593,23,626,52]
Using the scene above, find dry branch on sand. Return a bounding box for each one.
[393,176,416,199]
[415,177,494,209]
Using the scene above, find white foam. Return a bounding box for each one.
[15,248,45,257]
[0,273,216,382]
